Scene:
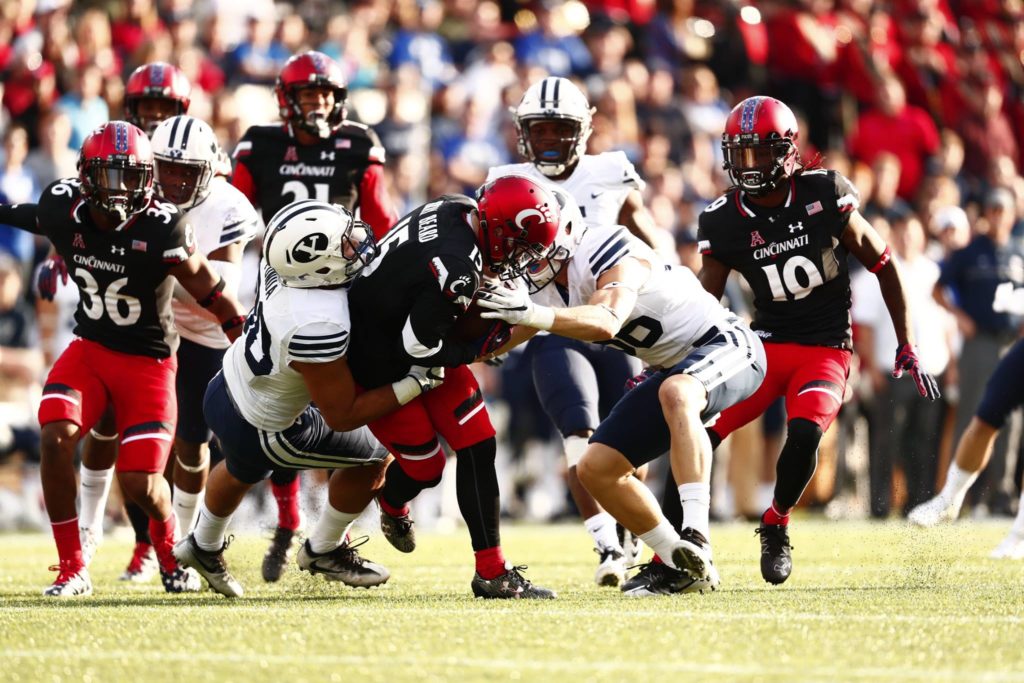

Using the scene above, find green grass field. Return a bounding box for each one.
[1,520,1023,683]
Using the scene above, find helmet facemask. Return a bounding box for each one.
[81,160,153,222]
[516,115,588,178]
[286,84,347,139]
[154,156,212,209]
[722,136,796,197]
[128,96,186,136]
[337,219,378,283]
[523,243,570,293]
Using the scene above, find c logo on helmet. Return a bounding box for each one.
[291,232,328,263]
[514,208,543,231]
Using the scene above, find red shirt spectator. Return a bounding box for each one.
[848,77,940,201]
[956,77,1019,183]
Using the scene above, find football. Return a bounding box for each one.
[450,299,506,342]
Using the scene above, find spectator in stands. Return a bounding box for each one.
[25,110,76,188]
[0,125,37,206]
[223,8,290,86]
[57,63,109,150]
[956,75,1019,197]
[514,1,592,77]
[388,0,456,93]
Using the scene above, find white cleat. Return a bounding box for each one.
[79,527,102,568]
[670,527,714,583]
[594,546,627,587]
[119,542,159,582]
[617,523,643,568]
[990,532,1024,559]
[172,534,244,598]
[907,495,960,527]
[43,565,93,598]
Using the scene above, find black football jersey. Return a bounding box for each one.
[34,178,196,358]
[697,170,860,349]
[232,121,385,224]
[347,195,483,388]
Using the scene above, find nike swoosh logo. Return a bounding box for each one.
[591,192,603,199]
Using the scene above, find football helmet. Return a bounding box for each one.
[275,51,348,139]
[721,96,799,196]
[523,184,586,292]
[78,121,154,221]
[476,174,561,281]
[124,62,192,135]
[514,77,594,178]
[151,115,221,210]
[263,200,377,288]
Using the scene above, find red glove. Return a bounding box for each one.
[476,322,512,357]
[37,255,68,302]
[893,344,941,401]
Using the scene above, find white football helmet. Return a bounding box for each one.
[263,200,377,288]
[151,115,221,209]
[514,77,595,178]
[523,184,587,292]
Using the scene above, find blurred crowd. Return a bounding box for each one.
[1,0,1024,531]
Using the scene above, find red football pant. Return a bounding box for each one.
[38,338,178,473]
[710,342,852,439]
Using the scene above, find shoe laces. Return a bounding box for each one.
[595,546,624,563]
[386,512,414,533]
[327,535,371,566]
[49,561,81,584]
[755,524,793,551]
[628,561,681,582]
[503,564,534,587]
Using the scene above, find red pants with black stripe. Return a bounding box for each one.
[709,342,851,440]
[38,338,177,473]
[368,365,494,480]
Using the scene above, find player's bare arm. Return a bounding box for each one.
[168,252,246,341]
[617,190,659,249]
[697,254,732,301]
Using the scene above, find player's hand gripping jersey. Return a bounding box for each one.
[697,170,860,349]
[26,177,196,357]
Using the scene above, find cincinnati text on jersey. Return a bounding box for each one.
[277,163,337,177]
[72,253,126,274]
[752,234,810,261]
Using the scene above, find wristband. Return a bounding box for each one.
[199,277,226,308]
[391,375,423,405]
[221,315,246,332]
[868,246,892,274]
[529,304,556,331]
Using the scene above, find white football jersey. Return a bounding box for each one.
[223,263,352,432]
[487,151,644,229]
[530,225,732,368]
[172,178,261,349]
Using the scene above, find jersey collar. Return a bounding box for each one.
[736,178,795,218]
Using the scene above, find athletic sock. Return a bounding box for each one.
[271,477,302,531]
[79,466,113,533]
[51,517,84,572]
[1010,489,1024,538]
[584,511,621,551]
[639,519,681,570]
[172,485,201,535]
[762,500,790,526]
[678,482,712,540]
[379,497,410,518]
[194,501,231,552]
[474,546,507,580]
[309,504,360,554]
[941,464,979,507]
[147,514,178,573]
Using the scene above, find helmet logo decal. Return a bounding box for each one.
[740,97,761,134]
[291,232,328,262]
[514,208,543,231]
[114,123,129,153]
[151,63,165,86]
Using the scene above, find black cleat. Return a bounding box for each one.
[620,561,716,596]
[262,527,297,583]
[297,537,390,588]
[471,564,556,599]
[173,534,243,597]
[379,507,416,553]
[755,522,793,585]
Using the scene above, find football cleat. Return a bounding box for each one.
[594,546,626,587]
[43,563,93,598]
[471,563,556,599]
[756,522,793,585]
[907,495,960,528]
[160,566,202,593]
[621,560,719,596]
[297,537,390,588]
[617,523,643,567]
[79,527,101,568]
[379,507,416,553]
[172,533,243,597]
[990,531,1024,560]
[670,527,715,583]
[262,527,297,582]
[119,542,158,582]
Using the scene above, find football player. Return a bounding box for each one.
[477,186,766,594]
[346,175,560,598]
[485,77,667,586]
[73,116,262,571]
[632,96,939,593]
[0,121,248,596]
[174,201,440,597]
[229,50,399,581]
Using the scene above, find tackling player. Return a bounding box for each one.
[485,77,662,586]
[478,186,765,593]
[174,201,441,597]
[346,175,560,598]
[0,121,247,597]
[229,50,399,581]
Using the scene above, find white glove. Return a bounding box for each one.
[476,283,555,330]
[391,366,445,405]
[993,282,1024,315]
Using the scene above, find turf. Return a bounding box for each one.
[1,520,1023,683]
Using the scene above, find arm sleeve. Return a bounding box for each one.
[358,163,398,240]
[286,321,349,365]
[0,203,41,234]
[229,162,258,208]
[400,289,480,367]
[831,171,861,232]
[162,216,198,265]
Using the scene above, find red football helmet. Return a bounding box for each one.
[721,96,799,196]
[124,62,192,135]
[275,51,348,139]
[78,121,155,221]
[477,175,561,281]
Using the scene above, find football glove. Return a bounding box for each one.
[37,255,68,302]
[477,321,512,357]
[624,367,658,393]
[477,283,555,330]
[892,343,941,401]
[392,366,445,405]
